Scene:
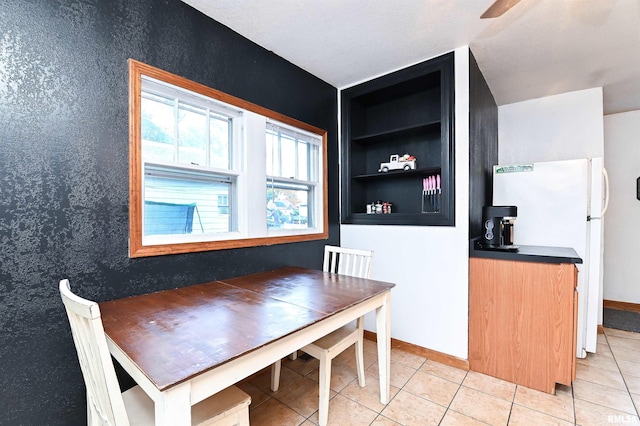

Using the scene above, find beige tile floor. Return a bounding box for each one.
[238,327,640,425]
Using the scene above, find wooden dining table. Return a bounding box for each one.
[99,266,395,425]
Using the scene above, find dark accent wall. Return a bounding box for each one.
[468,49,499,238]
[0,1,338,424]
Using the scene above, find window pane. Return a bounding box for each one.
[217,194,229,215]
[280,134,296,179]
[177,102,207,166]
[267,184,310,230]
[141,94,175,162]
[266,130,278,176]
[144,173,232,236]
[297,140,308,180]
[266,125,320,181]
[210,114,230,169]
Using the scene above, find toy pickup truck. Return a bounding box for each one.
[378,154,416,172]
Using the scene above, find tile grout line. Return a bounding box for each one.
[571,377,577,425]
[436,370,477,425]
[373,356,422,425]
[504,383,518,426]
[603,331,640,419]
[401,356,462,424]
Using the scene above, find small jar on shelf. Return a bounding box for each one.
[367,201,392,214]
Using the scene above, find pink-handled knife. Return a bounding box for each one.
[429,175,435,211]
[436,174,441,212]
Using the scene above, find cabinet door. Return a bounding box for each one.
[469,258,576,393]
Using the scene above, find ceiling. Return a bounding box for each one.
[181,0,640,115]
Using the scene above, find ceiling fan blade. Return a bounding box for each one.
[480,0,521,19]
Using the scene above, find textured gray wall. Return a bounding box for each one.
[0,1,338,424]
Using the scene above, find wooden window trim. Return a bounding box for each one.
[129,59,328,258]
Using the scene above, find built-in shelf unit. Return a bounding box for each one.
[341,52,455,226]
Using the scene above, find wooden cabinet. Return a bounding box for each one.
[340,52,455,226]
[468,257,577,393]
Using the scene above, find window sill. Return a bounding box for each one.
[130,231,328,258]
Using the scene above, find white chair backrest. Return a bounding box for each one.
[323,245,373,279]
[59,279,131,426]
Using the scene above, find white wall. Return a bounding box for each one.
[340,46,470,360]
[498,88,604,164]
[603,110,640,304]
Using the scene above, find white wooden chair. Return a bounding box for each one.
[59,279,251,426]
[270,245,373,426]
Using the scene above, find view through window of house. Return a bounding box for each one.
[129,59,328,257]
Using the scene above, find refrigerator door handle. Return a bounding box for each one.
[601,167,610,217]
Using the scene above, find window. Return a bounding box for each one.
[129,59,327,257]
[140,78,239,241]
[266,121,320,231]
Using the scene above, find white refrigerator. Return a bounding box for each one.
[492,157,609,358]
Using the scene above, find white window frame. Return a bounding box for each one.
[142,162,241,245]
[140,77,244,245]
[266,119,322,234]
[129,59,328,257]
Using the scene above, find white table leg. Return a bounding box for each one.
[155,383,191,426]
[318,352,331,426]
[375,292,391,404]
[271,358,281,391]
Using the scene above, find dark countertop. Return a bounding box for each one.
[469,237,583,265]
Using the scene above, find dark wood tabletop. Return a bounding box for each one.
[99,267,395,391]
[219,266,395,314]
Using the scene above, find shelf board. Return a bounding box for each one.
[352,167,441,181]
[351,121,440,144]
[343,211,451,226]
[351,72,441,106]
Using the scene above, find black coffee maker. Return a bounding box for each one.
[481,206,518,249]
